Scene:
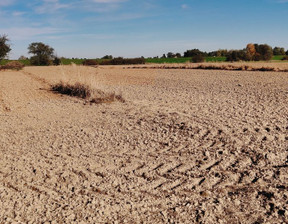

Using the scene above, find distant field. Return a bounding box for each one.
[272,55,286,60]
[60,58,85,65]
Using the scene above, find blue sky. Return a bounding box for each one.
[0,0,287,59]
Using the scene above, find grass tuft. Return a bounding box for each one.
[51,81,124,104]
[52,82,91,99]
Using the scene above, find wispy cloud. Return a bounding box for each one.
[0,27,62,40]
[34,0,71,14]
[80,0,128,13]
[12,11,26,16]
[91,0,127,3]
[84,12,145,22]
[181,4,189,9]
[0,0,15,7]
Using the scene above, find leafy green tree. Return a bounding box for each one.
[167,52,175,58]
[184,49,204,57]
[273,47,285,55]
[175,53,182,58]
[0,35,11,62]
[28,42,55,65]
[226,50,247,62]
[258,44,273,61]
[102,55,113,59]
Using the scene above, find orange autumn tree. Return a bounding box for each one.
[246,43,257,61]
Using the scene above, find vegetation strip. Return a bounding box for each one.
[126,65,288,72]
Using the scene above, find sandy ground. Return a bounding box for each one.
[0,65,287,223]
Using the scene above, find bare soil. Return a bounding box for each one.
[0,65,287,223]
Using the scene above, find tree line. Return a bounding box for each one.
[157,44,288,62]
[1,34,288,66]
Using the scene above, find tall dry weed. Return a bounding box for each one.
[52,64,125,104]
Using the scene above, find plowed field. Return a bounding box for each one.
[0,65,287,223]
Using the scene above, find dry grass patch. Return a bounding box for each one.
[49,64,125,104]
[51,81,125,104]
[52,82,92,99]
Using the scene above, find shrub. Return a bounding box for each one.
[53,57,61,66]
[82,59,98,66]
[281,55,288,61]
[100,57,145,65]
[191,54,205,63]
[1,61,24,70]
